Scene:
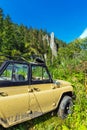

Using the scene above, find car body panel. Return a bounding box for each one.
[30,83,55,113]
[0,85,29,127]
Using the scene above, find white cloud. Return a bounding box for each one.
[79,28,87,39]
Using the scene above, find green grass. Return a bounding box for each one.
[1,114,64,130]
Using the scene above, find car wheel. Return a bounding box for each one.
[58,96,73,119]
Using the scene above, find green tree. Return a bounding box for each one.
[0,8,4,52]
[2,15,15,55]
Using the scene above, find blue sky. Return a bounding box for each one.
[0,0,87,43]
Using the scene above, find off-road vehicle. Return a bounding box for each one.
[0,56,74,128]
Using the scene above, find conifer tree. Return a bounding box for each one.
[0,8,4,52]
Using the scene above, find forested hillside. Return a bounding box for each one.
[0,8,66,61]
[0,8,87,130]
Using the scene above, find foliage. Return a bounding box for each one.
[0,8,66,62]
[0,8,87,130]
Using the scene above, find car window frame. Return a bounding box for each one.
[0,61,30,87]
[31,63,53,84]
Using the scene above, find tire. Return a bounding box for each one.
[58,96,73,119]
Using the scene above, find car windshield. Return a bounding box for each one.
[0,56,8,70]
[0,61,7,72]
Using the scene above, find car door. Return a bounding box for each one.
[28,64,55,117]
[0,62,29,126]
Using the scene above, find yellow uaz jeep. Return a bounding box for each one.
[0,57,74,128]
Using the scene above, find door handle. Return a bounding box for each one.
[0,92,8,96]
[28,88,33,93]
[28,88,40,93]
[33,88,40,92]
